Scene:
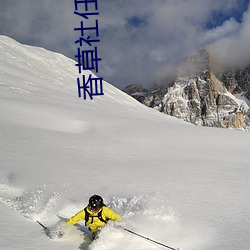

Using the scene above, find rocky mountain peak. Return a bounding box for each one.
[177,49,210,78]
[123,49,250,130]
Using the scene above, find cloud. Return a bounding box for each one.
[0,1,71,46]
[97,0,249,87]
[209,4,250,69]
[0,0,249,89]
[200,18,240,45]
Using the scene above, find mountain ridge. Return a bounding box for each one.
[123,49,250,130]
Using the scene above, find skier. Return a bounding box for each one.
[66,194,122,239]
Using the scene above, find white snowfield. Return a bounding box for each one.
[0,35,250,250]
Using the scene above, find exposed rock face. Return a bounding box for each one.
[217,66,250,99]
[123,84,147,103]
[123,49,250,130]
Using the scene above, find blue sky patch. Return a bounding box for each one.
[206,0,249,29]
[126,15,148,28]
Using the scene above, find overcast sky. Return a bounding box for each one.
[0,0,249,89]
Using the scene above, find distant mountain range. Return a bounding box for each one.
[123,49,250,130]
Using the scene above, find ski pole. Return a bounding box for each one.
[37,220,48,231]
[122,227,180,250]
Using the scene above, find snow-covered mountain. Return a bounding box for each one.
[124,49,250,130]
[1,36,250,250]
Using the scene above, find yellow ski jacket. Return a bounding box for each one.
[67,206,121,233]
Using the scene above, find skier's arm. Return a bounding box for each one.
[104,207,122,222]
[67,209,85,225]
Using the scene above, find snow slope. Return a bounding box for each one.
[0,35,250,250]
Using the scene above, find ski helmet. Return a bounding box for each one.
[89,195,104,210]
